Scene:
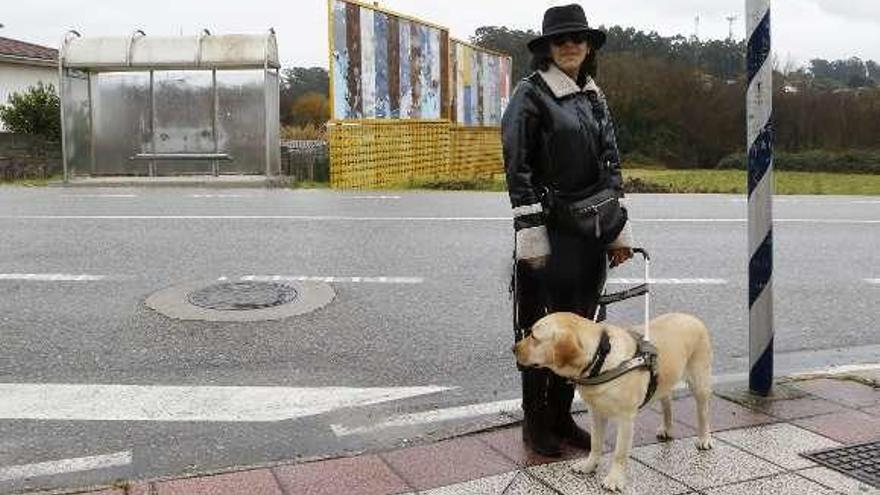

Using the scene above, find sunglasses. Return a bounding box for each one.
[550,32,588,46]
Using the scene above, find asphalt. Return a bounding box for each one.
[0,188,879,493]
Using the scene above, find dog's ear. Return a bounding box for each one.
[553,333,584,369]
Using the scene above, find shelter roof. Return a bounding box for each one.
[62,32,279,71]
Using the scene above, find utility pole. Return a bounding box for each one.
[694,15,700,40]
[726,15,738,41]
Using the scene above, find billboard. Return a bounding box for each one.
[330,0,448,120]
[450,40,512,127]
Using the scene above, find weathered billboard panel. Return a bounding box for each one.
[450,40,512,126]
[330,0,447,120]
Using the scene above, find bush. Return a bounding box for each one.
[281,124,326,141]
[716,149,880,174]
[0,82,61,141]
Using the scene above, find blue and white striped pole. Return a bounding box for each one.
[746,0,774,396]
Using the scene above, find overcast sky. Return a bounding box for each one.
[3,0,879,69]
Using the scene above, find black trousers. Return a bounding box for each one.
[513,226,607,452]
[514,226,608,341]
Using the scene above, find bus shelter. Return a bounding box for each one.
[59,30,280,179]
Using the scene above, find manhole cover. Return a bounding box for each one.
[187,282,297,311]
[802,440,880,488]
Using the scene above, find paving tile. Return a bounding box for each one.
[381,436,516,491]
[528,457,690,495]
[797,466,880,495]
[794,410,880,444]
[502,471,560,495]
[630,437,783,489]
[601,408,698,449]
[155,469,282,495]
[749,396,850,420]
[793,379,880,408]
[715,423,842,469]
[418,471,518,495]
[81,486,150,495]
[702,473,836,495]
[476,425,587,467]
[668,396,777,432]
[863,404,880,417]
[273,455,411,495]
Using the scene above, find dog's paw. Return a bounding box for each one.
[695,436,714,450]
[601,470,627,492]
[571,457,599,475]
[656,428,673,442]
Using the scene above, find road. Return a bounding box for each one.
[0,188,878,493]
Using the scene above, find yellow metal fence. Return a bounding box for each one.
[328,121,502,189]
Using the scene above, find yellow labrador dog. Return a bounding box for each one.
[514,312,713,492]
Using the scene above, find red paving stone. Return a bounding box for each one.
[748,396,849,420]
[476,424,586,466]
[273,454,411,495]
[668,396,777,432]
[380,436,516,491]
[155,469,282,495]
[793,379,880,408]
[794,409,880,444]
[82,486,150,495]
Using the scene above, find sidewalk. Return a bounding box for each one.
[65,370,880,495]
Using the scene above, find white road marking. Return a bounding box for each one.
[0,274,106,282]
[0,215,509,221]
[0,451,132,482]
[851,200,880,204]
[241,275,424,284]
[865,279,880,284]
[788,362,880,378]
[62,195,138,199]
[331,399,523,437]
[608,278,727,285]
[3,215,880,225]
[345,195,402,199]
[0,384,450,422]
[190,194,251,198]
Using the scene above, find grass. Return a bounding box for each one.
[376,169,880,195]
[0,175,61,187]
[625,168,880,195]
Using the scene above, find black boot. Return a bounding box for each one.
[521,368,562,457]
[552,374,592,449]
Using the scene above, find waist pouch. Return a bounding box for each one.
[553,188,628,244]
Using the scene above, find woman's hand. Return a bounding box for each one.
[608,248,633,268]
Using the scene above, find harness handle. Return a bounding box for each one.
[594,247,652,342]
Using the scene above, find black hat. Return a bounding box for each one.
[527,4,606,52]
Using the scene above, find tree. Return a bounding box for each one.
[0,82,61,141]
[470,26,538,82]
[291,92,330,127]
[280,67,329,125]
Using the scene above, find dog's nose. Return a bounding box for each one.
[510,344,517,354]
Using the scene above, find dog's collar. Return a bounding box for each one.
[581,330,611,378]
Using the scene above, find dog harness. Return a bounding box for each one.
[568,329,659,408]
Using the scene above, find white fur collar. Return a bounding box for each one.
[538,63,601,98]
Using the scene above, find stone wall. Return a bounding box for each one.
[0,133,62,181]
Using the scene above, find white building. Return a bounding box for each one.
[0,36,58,130]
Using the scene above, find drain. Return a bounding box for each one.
[187,282,298,311]
[802,440,880,488]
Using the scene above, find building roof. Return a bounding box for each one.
[0,36,58,64]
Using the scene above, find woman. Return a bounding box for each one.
[502,4,634,457]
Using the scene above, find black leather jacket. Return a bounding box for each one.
[502,68,624,254]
